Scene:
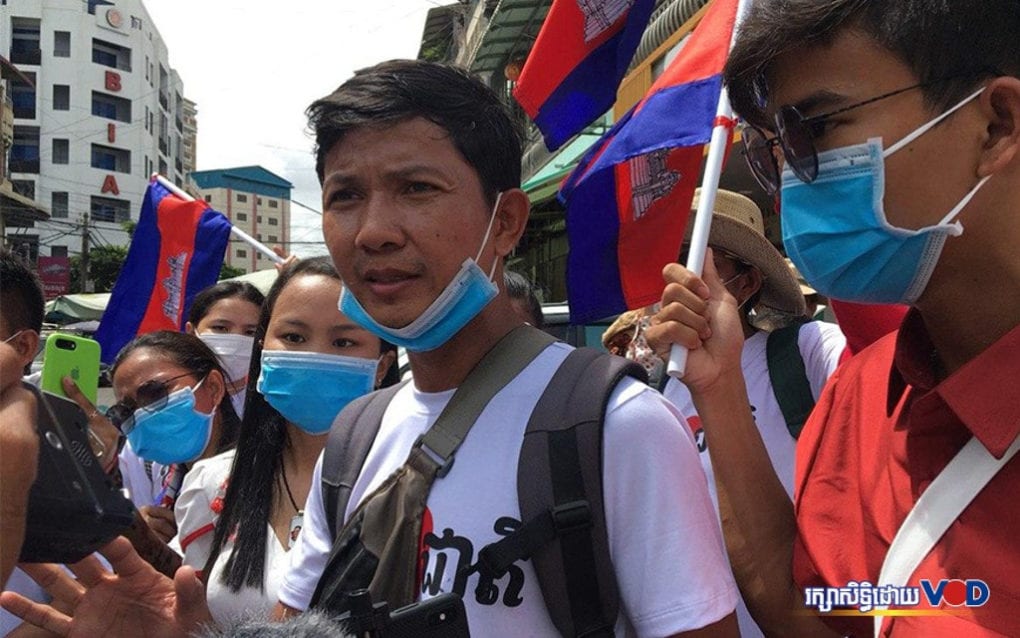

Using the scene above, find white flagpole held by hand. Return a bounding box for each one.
[153,173,285,265]
[667,0,751,379]
[667,88,735,379]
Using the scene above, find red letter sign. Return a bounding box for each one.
[101,175,120,195]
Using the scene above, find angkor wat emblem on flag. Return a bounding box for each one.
[630,149,679,220]
[577,0,635,43]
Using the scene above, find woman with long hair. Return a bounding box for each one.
[171,257,395,625]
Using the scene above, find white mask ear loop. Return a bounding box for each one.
[937,174,991,232]
[884,86,986,157]
[475,191,504,279]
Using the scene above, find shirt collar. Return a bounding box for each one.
[888,309,1020,457]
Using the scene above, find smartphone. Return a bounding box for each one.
[386,593,471,638]
[40,333,101,405]
[18,384,136,564]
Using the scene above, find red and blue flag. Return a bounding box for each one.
[513,0,656,151]
[559,0,741,323]
[95,179,231,362]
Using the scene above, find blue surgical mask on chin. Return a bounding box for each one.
[257,350,377,435]
[127,381,214,465]
[781,87,991,305]
[339,193,503,352]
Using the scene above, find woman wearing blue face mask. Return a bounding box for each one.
[107,331,243,547]
[169,257,396,627]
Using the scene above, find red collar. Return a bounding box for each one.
[887,309,1020,458]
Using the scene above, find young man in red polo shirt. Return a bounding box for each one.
[646,1,1020,636]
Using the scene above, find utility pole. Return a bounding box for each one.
[79,213,91,293]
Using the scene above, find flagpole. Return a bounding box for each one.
[153,174,285,265]
[667,0,750,379]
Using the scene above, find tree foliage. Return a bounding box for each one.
[69,245,129,293]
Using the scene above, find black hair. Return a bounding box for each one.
[724,0,1020,129]
[206,256,392,592]
[0,248,45,336]
[504,270,544,329]
[188,281,266,328]
[111,331,241,455]
[306,59,522,206]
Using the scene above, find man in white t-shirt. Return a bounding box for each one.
[0,60,738,638]
[652,189,846,637]
[271,59,738,638]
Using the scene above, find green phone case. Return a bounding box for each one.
[40,333,101,405]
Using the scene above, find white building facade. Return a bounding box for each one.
[1,0,190,262]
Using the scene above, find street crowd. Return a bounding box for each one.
[1,1,1018,636]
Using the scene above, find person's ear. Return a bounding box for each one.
[184,321,196,335]
[490,188,531,258]
[375,349,397,388]
[10,330,39,370]
[200,368,227,412]
[978,76,1020,176]
[737,267,764,305]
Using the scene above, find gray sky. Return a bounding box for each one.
[143,1,439,257]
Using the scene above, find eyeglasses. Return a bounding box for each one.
[679,245,752,273]
[106,372,199,434]
[741,82,929,195]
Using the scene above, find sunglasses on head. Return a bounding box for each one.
[740,72,998,195]
[106,371,200,434]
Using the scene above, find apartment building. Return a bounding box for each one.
[1,0,191,261]
[190,165,292,274]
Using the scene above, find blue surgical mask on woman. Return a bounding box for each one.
[256,350,377,435]
[780,87,990,304]
[126,380,214,465]
[339,193,503,352]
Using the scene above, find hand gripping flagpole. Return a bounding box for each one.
[153,173,285,265]
[667,0,750,379]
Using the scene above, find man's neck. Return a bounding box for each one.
[917,249,1020,376]
[407,298,524,393]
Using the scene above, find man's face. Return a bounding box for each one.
[320,117,493,329]
[767,29,986,233]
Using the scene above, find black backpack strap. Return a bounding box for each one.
[476,348,646,637]
[766,321,815,439]
[321,381,408,541]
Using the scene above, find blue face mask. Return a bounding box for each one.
[126,381,214,465]
[781,87,990,305]
[338,194,503,352]
[257,350,377,435]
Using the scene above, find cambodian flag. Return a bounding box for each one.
[560,0,742,323]
[513,0,656,151]
[95,179,231,362]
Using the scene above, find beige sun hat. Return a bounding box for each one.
[686,189,806,318]
[785,257,817,296]
[601,308,644,348]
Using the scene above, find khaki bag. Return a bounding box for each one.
[309,326,555,613]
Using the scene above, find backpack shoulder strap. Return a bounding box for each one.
[766,321,815,439]
[321,380,408,541]
[476,348,646,637]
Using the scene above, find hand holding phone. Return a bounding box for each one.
[40,334,101,405]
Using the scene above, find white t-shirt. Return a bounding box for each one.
[170,449,292,627]
[279,342,737,637]
[662,320,846,638]
[118,442,171,508]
